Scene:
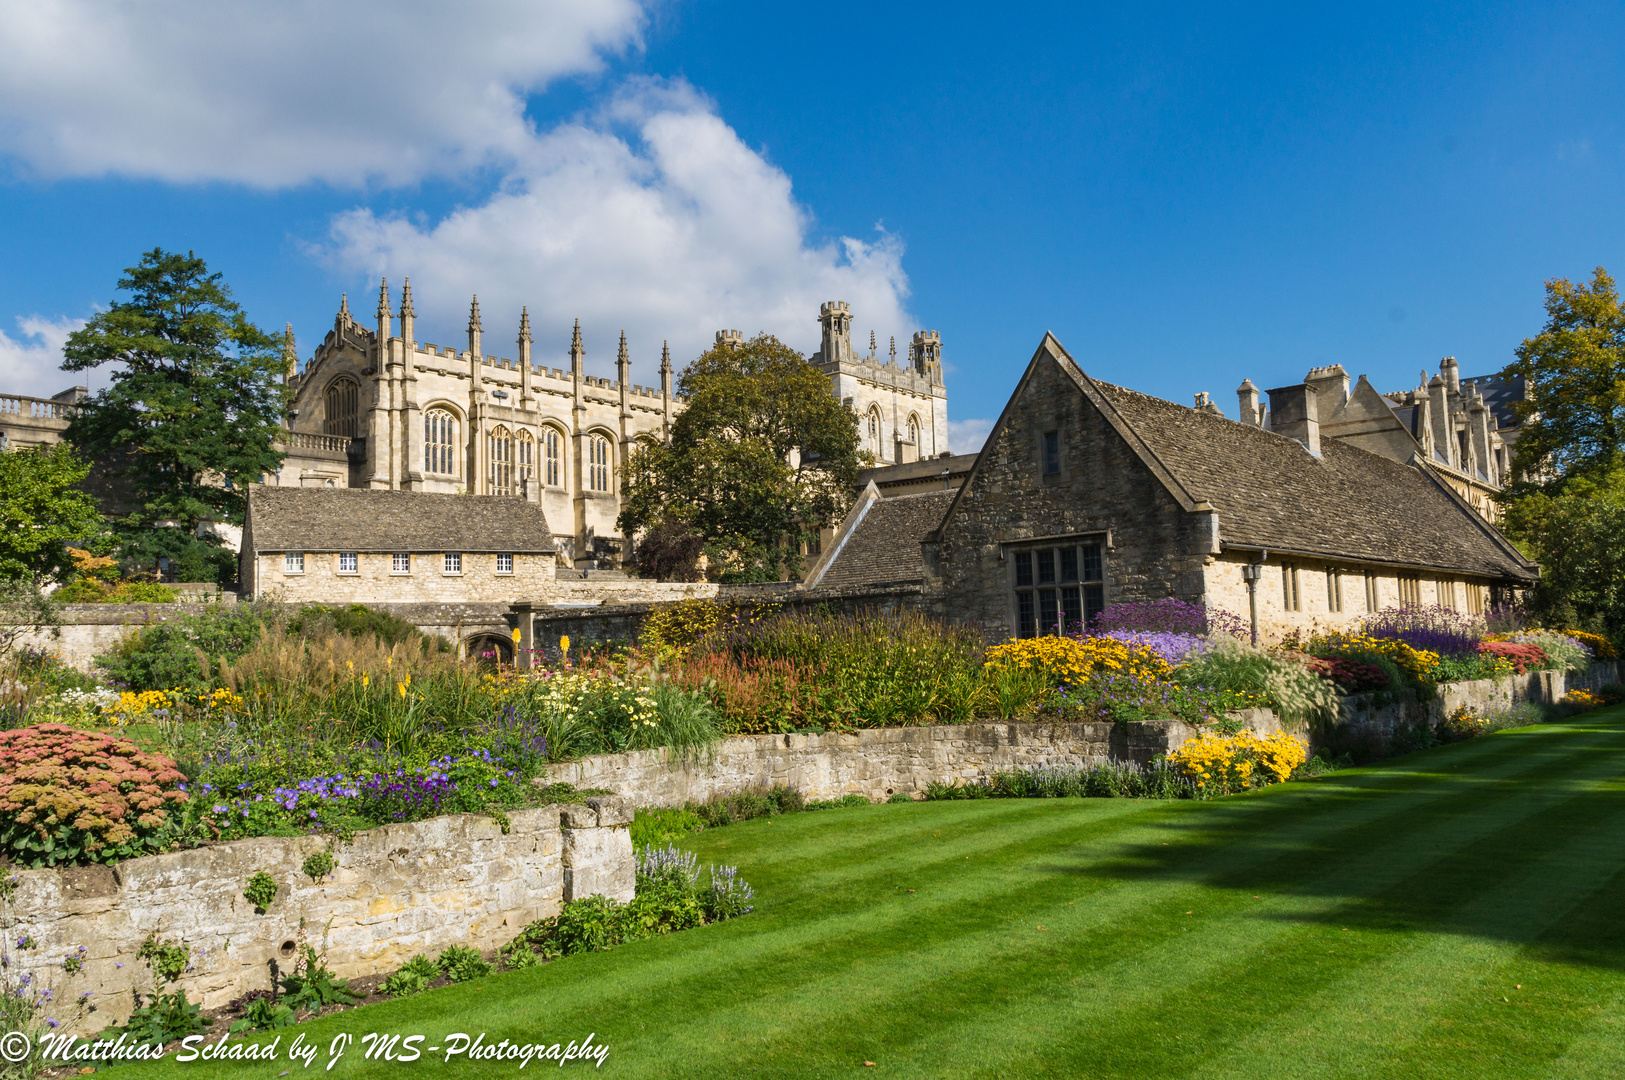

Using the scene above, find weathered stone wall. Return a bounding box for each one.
[249,550,557,605]
[11,798,634,1034]
[1325,661,1618,749]
[922,349,1213,640]
[546,712,1282,808]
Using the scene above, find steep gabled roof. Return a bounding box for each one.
[930,333,1536,582]
[245,486,556,553]
[1084,377,1535,580]
[813,489,956,591]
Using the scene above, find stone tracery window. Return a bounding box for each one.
[867,407,882,457]
[588,434,611,492]
[516,429,535,493]
[324,378,359,437]
[907,414,919,447]
[424,408,456,475]
[489,425,513,496]
[543,427,562,487]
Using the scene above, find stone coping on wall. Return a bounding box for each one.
[10,797,634,1035]
[544,711,1282,809]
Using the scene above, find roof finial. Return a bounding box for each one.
[339,292,350,319]
[571,318,582,349]
[399,277,415,318]
[660,340,672,374]
[468,294,482,333]
[376,277,391,318]
[517,304,531,343]
[870,330,877,359]
[889,335,896,363]
[617,330,629,364]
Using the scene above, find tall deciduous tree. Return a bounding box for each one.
[618,334,860,582]
[62,249,287,530]
[1503,267,1625,491]
[0,444,105,581]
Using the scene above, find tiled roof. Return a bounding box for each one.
[1459,372,1525,431]
[816,490,956,590]
[245,486,556,553]
[1084,377,1536,581]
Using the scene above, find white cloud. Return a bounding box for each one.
[947,417,993,455]
[0,0,644,186]
[0,315,92,398]
[321,81,914,386]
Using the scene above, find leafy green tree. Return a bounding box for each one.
[0,444,105,580]
[618,334,860,582]
[1500,471,1625,639]
[62,249,287,531]
[1503,267,1625,492]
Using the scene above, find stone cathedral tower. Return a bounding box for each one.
[811,301,948,464]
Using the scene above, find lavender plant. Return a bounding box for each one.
[1360,604,1486,657]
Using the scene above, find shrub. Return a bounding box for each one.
[379,954,442,997]
[1563,629,1616,660]
[805,794,871,811]
[229,995,296,1033]
[922,760,1193,800]
[243,871,278,912]
[707,863,755,920]
[630,806,706,848]
[886,792,914,804]
[301,850,335,882]
[436,944,491,983]
[1478,640,1548,674]
[1361,604,1485,657]
[280,942,357,1014]
[1166,730,1307,795]
[689,786,802,828]
[639,598,728,655]
[1304,656,1390,694]
[1560,689,1603,713]
[97,602,266,691]
[1507,630,1592,672]
[52,579,177,604]
[0,724,190,866]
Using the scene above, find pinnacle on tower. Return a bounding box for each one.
[399,278,415,318]
[572,318,582,349]
[870,330,877,359]
[659,340,672,374]
[339,292,350,320]
[890,335,896,363]
[283,323,296,377]
[517,305,531,343]
[618,330,629,364]
[468,295,482,333]
[376,277,391,318]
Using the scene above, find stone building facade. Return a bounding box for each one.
[809,302,948,465]
[239,486,557,606]
[0,386,84,451]
[273,283,951,567]
[811,334,1538,643]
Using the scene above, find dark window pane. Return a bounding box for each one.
[1060,547,1079,582]
[1018,591,1036,637]
[1043,431,1060,475]
[1015,551,1033,588]
[1039,589,1059,635]
[1060,586,1081,633]
[1081,545,1102,582]
[1083,584,1105,626]
[1037,549,1055,584]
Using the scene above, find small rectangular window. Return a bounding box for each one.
[392,553,410,574]
[1014,551,1033,588]
[1037,549,1055,585]
[1398,575,1421,606]
[1042,431,1060,475]
[1282,565,1301,611]
[1438,579,1456,610]
[1081,546,1102,582]
[1013,540,1104,637]
[285,552,305,573]
[1017,591,1036,637]
[444,553,463,574]
[338,552,357,574]
[1326,569,1343,613]
[1364,571,1379,612]
[496,553,514,574]
[1059,547,1079,583]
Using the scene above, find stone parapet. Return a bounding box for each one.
[10,799,634,1034]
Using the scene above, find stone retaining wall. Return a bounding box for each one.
[11,797,634,1034]
[546,710,1282,808]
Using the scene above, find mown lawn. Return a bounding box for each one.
[139,707,1625,1078]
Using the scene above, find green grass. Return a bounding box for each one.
[131,707,1625,1078]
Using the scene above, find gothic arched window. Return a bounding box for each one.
[324,378,359,437]
[867,407,883,456]
[489,425,513,496]
[543,427,563,487]
[907,414,920,447]
[424,409,456,475]
[516,430,535,492]
[588,434,612,492]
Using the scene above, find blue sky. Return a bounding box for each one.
[1,1,1621,452]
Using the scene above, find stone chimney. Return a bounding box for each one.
[1304,364,1350,415]
[1266,382,1321,456]
[1237,379,1262,426]
[1440,355,1460,395]
[1428,374,1453,467]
